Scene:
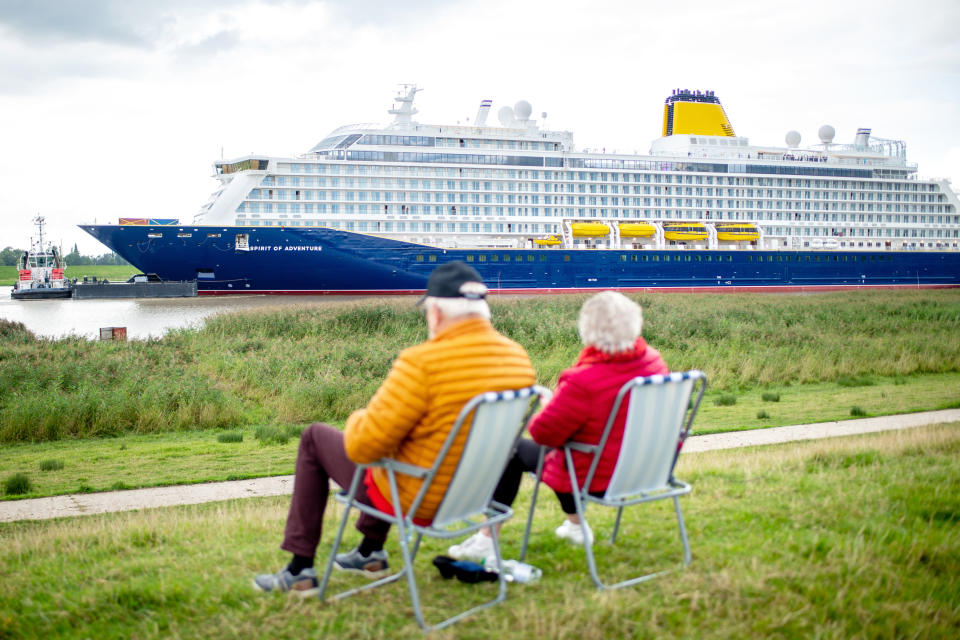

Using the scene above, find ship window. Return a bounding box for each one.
[563,254,571,262]
[630,254,638,262]
[503,255,510,262]
[685,255,692,262]
[705,255,712,262]
[539,255,547,262]
[178,233,192,238]
[805,255,811,262]
[642,256,649,262]
[652,255,659,262]
[491,255,499,262]
[148,233,162,238]
[726,255,732,262]
[207,233,221,238]
[620,255,627,262]
[428,255,437,262]
[466,255,474,262]
[767,255,774,262]
[527,255,535,262]
[416,254,424,262]
[663,255,670,262]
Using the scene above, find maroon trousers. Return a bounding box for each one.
[281,423,391,559]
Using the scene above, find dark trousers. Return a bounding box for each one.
[493,439,603,515]
[281,423,391,559]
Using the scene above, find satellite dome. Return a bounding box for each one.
[785,131,801,148]
[514,100,532,120]
[818,125,836,144]
[498,106,515,127]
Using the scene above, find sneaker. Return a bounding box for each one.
[555,519,593,546]
[447,531,495,562]
[252,567,318,596]
[333,546,390,579]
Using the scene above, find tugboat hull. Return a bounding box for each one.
[11,287,73,300]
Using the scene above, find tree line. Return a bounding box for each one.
[0,245,129,266]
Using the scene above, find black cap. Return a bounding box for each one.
[416,261,486,306]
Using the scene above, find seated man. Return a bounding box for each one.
[254,261,535,594]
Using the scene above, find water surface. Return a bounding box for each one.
[0,287,378,339]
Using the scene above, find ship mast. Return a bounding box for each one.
[32,215,46,252]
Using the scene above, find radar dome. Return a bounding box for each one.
[498,106,515,127]
[514,100,532,120]
[785,131,801,147]
[818,125,836,144]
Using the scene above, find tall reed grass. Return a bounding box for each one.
[1,290,959,443]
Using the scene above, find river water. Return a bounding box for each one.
[0,287,378,339]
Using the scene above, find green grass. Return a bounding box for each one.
[0,265,138,286]
[713,393,737,406]
[2,289,959,444]
[2,472,31,496]
[0,428,301,500]
[1,423,957,638]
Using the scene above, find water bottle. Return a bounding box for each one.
[483,558,542,583]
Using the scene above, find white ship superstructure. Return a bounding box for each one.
[196,86,960,253]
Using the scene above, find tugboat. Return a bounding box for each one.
[11,216,72,300]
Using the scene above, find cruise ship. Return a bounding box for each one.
[81,87,960,293]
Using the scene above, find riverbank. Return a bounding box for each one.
[1,289,959,444]
[0,265,137,286]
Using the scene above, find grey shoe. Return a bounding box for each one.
[334,547,390,579]
[253,567,318,595]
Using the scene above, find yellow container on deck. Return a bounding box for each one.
[571,222,610,237]
[619,222,656,238]
[534,235,562,246]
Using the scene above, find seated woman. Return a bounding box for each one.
[449,291,668,560]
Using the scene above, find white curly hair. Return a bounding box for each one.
[577,291,643,354]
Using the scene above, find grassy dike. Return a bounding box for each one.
[1,424,957,638]
[2,289,960,444]
[0,289,958,499]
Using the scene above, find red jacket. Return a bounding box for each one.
[528,337,668,494]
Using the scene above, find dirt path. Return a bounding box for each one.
[2,409,958,523]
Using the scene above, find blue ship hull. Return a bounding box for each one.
[81,224,960,294]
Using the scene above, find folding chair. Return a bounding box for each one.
[318,385,547,632]
[519,370,707,590]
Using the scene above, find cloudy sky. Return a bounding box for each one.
[1,0,958,254]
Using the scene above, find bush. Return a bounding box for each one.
[254,425,290,446]
[4,472,32,495]
[713,394,737,407]
[0,318,35,342]
[39,459,64,471]
[837,375,876,388]
[283,424,304,439]
[757,410,771,419]
[217,432,243,443]
[761,391,780,402]
[850,406,867,417]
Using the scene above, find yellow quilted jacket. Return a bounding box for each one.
[344,316,535,520]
